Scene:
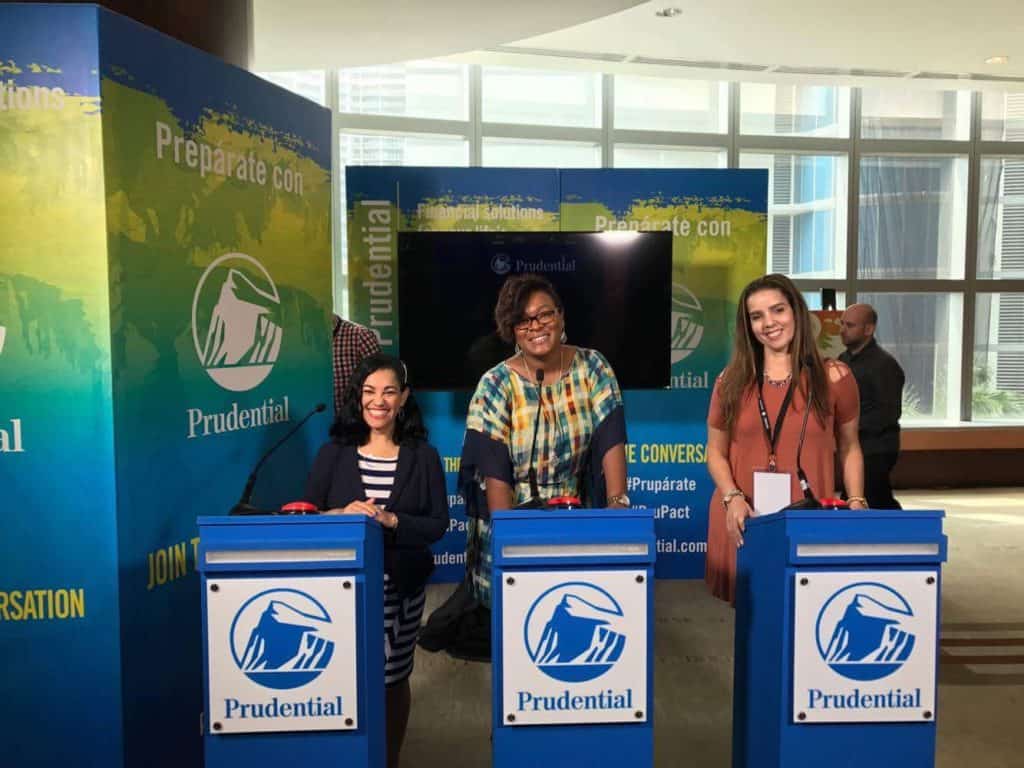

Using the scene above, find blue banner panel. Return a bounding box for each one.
[346,167,562,582]
[345,168,768,581]
[97,9,334,767]
[0,5,125,767]
[561,169,768,577]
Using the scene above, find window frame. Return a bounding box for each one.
[255,64,1024,424]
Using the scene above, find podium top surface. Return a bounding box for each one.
[489,507,656,567]
[744,508,944,531]
[196,514,383,574]
[740,508,947,565]
[491,507,654,522]
[197,514,381,528]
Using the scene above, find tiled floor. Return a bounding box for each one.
[405,489,1024,767]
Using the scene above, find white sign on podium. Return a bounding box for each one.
[792,570,938,724]
[206,576,358,734]
[501,569,648,726]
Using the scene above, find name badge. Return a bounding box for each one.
[753,471,792,517]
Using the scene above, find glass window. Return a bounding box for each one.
[803,290,847,311]
[614,145,726,169]
[614,76,727,133]
[338,61,469,120]
[482,67,601,128]
[973,293,1024,422]
[740,152,848,278]
[861,87,971,141]
[981,91,1024,142]
[858,155,968,279]
[338,132,469,293]
[340,132,469,167]
[482,138,600,168]
[740,83,850,138]
[978,157,1024,280]
[857,292,963,423]
[256,70,326,106]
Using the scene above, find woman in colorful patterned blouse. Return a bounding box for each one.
[461,274,629,608]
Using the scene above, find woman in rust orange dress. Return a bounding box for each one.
[705,274,867,604]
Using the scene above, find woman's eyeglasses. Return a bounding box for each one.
[514,308,558,332]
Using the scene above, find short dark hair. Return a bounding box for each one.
[330,353,427,445]
[493,274,563,343]
[866,306,878,326]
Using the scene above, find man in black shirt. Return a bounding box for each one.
[839,304,905,509]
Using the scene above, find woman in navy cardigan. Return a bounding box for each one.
[305,353,448,768]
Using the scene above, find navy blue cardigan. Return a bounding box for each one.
[304,438,449,595]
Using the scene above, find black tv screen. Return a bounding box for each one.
[397,231,671,389]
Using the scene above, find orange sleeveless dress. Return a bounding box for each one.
[704,363,859,603]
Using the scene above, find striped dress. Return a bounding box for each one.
[358,449,427,686]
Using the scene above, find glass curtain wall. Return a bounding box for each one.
[257,64,1024,425]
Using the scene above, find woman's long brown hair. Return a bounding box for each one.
[717,274,829,431]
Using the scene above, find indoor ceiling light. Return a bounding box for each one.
[985,55,1010,65]
[655,7,683,18]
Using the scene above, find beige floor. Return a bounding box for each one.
[403,489,1024,767]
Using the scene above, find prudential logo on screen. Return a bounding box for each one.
[491,253,511,275]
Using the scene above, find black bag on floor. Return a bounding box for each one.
[417,580,490,662]
[418,518,491,662]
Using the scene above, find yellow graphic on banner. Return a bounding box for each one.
[0,92,109,378]
[100,78,331,299]
[560,200,766,301]
[408,194,559,232]
[0,588,86,621]
[146,536,201,591]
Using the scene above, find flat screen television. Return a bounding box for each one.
[397,231,671,389]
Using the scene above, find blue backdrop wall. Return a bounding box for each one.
[345,166,768,581]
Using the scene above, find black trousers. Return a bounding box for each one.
[863,451,902,509]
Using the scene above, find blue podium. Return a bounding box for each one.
[197,515,384,768]
[733,509,948,768]
[490,507,656,768]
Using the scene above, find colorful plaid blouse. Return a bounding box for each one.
[465,347,624,504]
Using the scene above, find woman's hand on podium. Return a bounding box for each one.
[326,499,379,517]
[325,500,399,529]
[725,495,753,548]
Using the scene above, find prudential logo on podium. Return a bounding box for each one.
[192,253,282,392]
[229,588,335,690]
[524,581,627,683]
[815,582,916,682]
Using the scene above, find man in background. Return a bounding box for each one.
[839,304,905,509]
[333,314,380,415]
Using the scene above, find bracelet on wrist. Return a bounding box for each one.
[722,488,745,508]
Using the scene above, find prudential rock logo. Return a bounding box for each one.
[192,253,282,392]
[230,588,335,690]
[491,253,512,275]
[816,582,916,682]
[671,283,704,364]
[524,582,627,683]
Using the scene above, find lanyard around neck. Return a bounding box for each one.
[758,373,818,501]
[757,377,796,472]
